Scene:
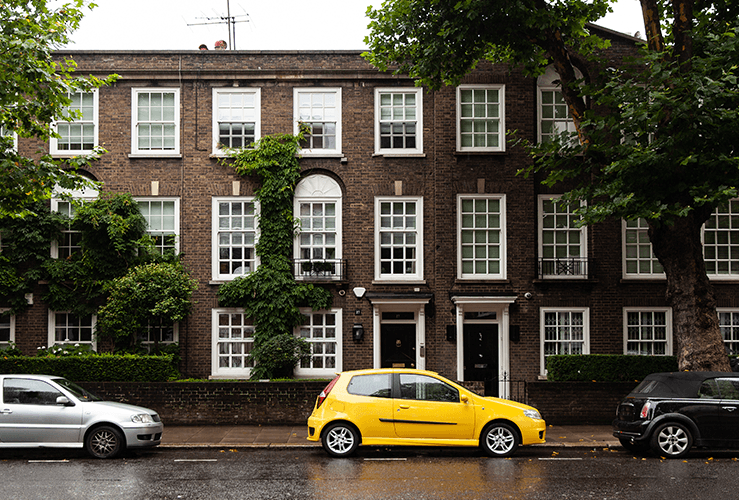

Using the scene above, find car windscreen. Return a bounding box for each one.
[53,378,102,402]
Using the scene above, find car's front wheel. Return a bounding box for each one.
[480,422,520,457]
[650,422,693,458]
[322,422,360,458]
[85,425,124,459]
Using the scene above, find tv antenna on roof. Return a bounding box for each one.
[187,1,250,50]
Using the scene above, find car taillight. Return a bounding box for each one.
[640,401,652,419]
[316,376,339,408]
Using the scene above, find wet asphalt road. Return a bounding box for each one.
[2,446,739,499]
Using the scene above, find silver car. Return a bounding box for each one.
[0,374,163,458]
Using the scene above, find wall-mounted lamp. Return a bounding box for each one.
[353,323,364,342]
[353,287,366,299]
[446,325,456,342]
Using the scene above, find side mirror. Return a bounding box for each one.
[461,394,469,404]
[56,396,74,406]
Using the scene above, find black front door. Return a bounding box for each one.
[463,324,498,396]
[381,324,416,368]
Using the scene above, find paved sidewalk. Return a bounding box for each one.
[160,424,619,449]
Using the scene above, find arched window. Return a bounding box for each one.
[294,174,343,280]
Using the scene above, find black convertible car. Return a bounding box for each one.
[613,371,739,458]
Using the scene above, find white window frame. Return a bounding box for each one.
[131,88,180,157]
[212,197,259,281]
[456,85,505,152]
[540,307,590,376]
[1,126,18,152]
[374,196,424,282]
[137,319,179,352]
[212,88,261,156]
[0,310,15,347]
[294,174,343,280]
[457,194,506,279]
[623,308,673,356]
[48,311,97,350]
[538,195,587,279]
[374,88,423,156]
[50,90,98,156]
[719,308,739,356]
[294,308,343,378]
[293,88,342,157]
[622,219,664,278]
[704,199,739,280]
[211,308,254,379]
[50,185,98,259]
[537,66,579,144]
[136,197,180,254]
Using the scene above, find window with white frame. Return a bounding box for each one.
[294,175,342,279]
[137,198,179,254]
[375,197,423,281]
[1,125,18,151]
[50,90,98,155]
[704,200,739,279]
[50,184,98,259]
[541,308,589,375]
[131,88,180,155]
[457,85,505,152]
[49,311,96,348]
[624,308,672,355]
[212,309,254,378]
[294,88,341,156]
[212,198,258,281]
[719,309,739,355]
[623,219,664,277]
[0,310,14,347]
[539,195,587,278]
[458,195,505,279]
[537,66,579,144]
[212,88,260,154]
[137,318,177,352]
[295,308,342,377]
[375,88,423,155]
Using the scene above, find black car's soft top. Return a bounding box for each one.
[628,372,738,398]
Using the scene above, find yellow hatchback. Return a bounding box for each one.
[307,368,546,457]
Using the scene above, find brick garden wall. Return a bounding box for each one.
[81,380,635,426]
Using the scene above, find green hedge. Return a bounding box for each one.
[0,354,179,382]
[546,354,679,382]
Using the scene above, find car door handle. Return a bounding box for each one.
[722,406,737,412]
[398,404,411,410]
[0,408,12,414]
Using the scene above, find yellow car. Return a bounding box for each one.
[307,368,546,457]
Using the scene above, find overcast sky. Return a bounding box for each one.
[57,0,646,51]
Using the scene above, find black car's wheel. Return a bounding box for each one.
[480,422,520,457]
[322,422,360,458]
[618,437,650,453]
[85,425,124,459]
[650,422,693,458]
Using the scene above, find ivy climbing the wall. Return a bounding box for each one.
[218,128,332,380]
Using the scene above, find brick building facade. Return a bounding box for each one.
[6,25,739,395]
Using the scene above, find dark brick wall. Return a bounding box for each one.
[527,381,635,425]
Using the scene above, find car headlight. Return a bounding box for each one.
[523,409,543,420]
[131,413,154,424]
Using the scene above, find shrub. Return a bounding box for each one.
[0,354,179,381]
[247,334,312,380]
[546,354,679,382]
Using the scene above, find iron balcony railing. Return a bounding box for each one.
[538,258,590,279]
[293,258,347,282]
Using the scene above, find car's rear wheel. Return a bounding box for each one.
[480,422,519,457]
[322,422,359,458]
[650,422,693,458]
[618,437,650,454]
[85,425,124,459]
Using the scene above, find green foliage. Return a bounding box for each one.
[0,342,23,357]
[97,262,198,348]
[37,343,95,357]
[0,0,117,218]
[545,355,679,382]
[0,353,179,381]
[246,334,312,380]
[219,127,332,379]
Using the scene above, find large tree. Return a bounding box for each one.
[364,0,739,371]
[0,0,115,219]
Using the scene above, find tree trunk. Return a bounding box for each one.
[649,212,731,372]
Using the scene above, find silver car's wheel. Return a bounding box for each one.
[650,422,692,458]
[481,422,519,457]
[85,425,124,459]
[322,423,359,458]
